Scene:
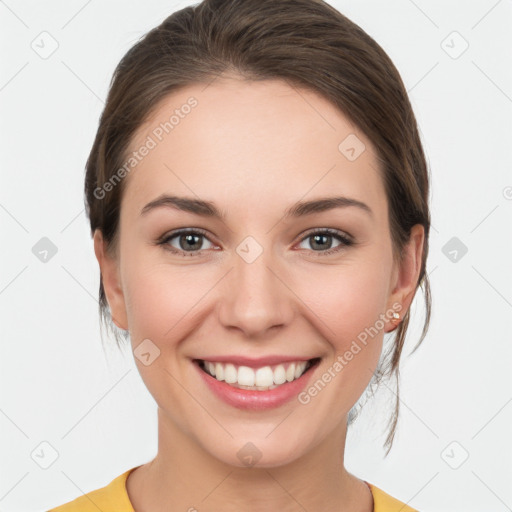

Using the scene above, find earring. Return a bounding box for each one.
[390,312,401,324]
[388,311,401,332]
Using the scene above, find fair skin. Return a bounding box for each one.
[94,76,424,512]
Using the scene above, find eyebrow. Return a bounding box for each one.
[140,194,373,219]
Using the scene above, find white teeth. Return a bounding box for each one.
[224,363,237,384]
[238,366,255,386]
[255,366,274,387]
[294,363,305,379]
[273,365,287,385]
[286,363,296,382]
[215,362,224,381]
[201,360,312,389]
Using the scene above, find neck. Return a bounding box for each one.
[126,408,373,512]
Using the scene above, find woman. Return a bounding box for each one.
[49,0,431,510]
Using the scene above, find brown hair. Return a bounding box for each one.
[85,0,431,454]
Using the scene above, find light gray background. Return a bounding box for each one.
[1,1,511,510]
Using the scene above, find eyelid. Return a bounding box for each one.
[297,227,353,244]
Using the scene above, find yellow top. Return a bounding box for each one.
[48,466,418,511]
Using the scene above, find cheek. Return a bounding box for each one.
[293,256,392,398]
[301,259,391,342]
[120,259,210,416]
[123,262,205,340]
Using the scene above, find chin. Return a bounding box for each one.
[200,433,309,469]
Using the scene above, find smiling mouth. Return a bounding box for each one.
[194,357,321,391]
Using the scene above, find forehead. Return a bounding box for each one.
[121,77,385,220]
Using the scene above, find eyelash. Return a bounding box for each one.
[156,227,354,258]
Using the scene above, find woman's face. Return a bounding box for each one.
[95,77,422,467]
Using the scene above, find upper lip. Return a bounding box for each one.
[193,355,319,368]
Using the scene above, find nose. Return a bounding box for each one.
[217,247,295,338]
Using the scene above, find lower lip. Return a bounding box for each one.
[193,359,320,410]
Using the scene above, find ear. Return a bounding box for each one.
[385,224,425,333]
[93,229,128,331]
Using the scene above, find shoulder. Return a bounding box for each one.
[366,482,418,512]
[47,468,136,511]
